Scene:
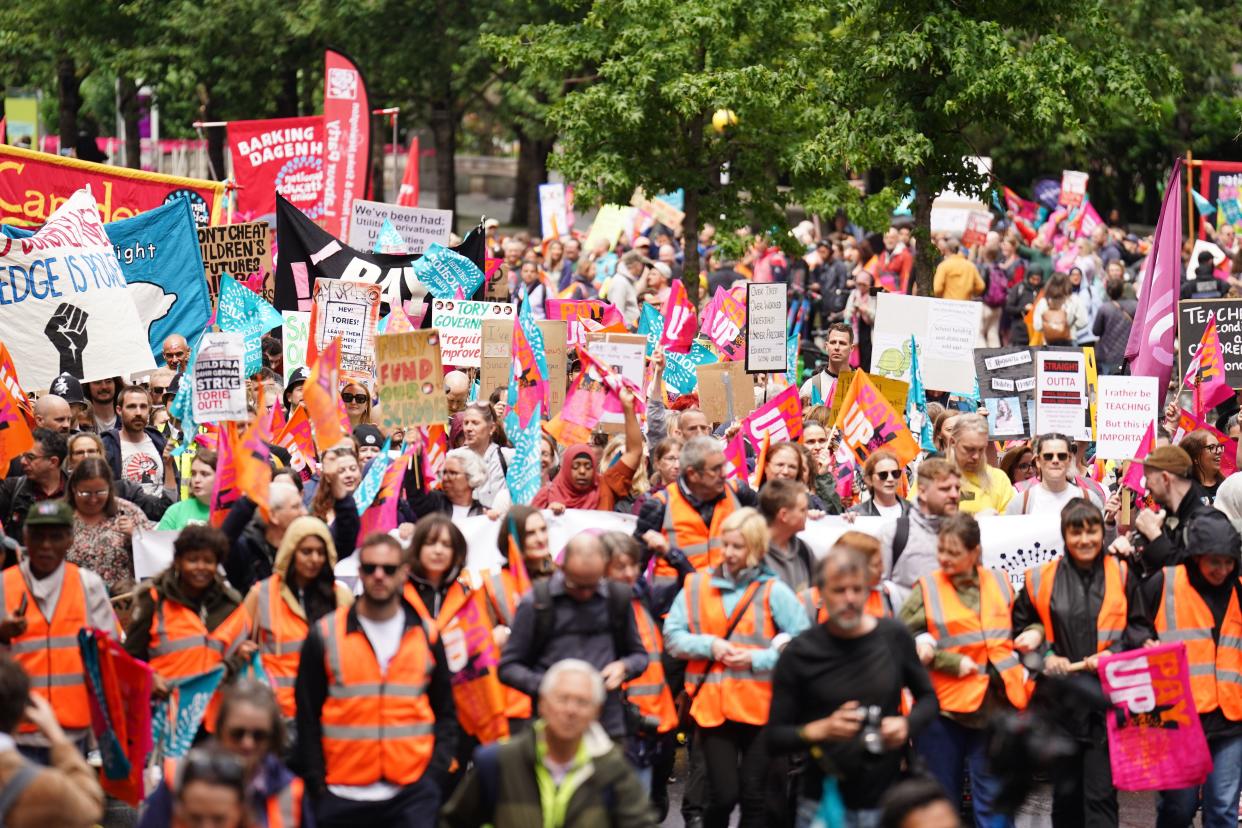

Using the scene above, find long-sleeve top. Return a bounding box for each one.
[767,619,938,808]
[932,254,984,301]
[1092,298,1137,367]
[663,565,810,675]
[222,494,359,594]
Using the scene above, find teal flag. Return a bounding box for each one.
[217,274,283,374]
[905,335,936,451]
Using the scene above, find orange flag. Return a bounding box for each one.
[749,431,772,489]
[507,516,532,597]
[237,389,274,521]
[305,336,350,453]
[209,422,240,527]
[832,371,921,468]
[0,344,32,480]
[274,404,319,481]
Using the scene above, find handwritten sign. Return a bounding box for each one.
[480,319,568,416]
[347,199,451,254]
[375,330,446,429]
[745,283,787,372]
[310,279,381,382]
[1096,375,1159,460]
[197,222,272,301]
[431,299,515,367]
[281,311,310,387]
[192,333,247,423]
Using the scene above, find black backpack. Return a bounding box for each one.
[530,579,633,664]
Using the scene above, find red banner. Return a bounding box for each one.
[397,136,420,207]
[226,116,325,222]
[322,49,371,239]
[0,144,225,228]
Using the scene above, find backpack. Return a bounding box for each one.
[889,515,911,572]
[983,267,1008,308]
[1041,306,1072,343]
[530,579,632,665]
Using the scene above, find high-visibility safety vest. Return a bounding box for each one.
[402,580,471,643]
[316,607,437,786]
[652,483,740,581]
[623,600,678,734]
[254,575,308,718]
[918,567,1029,714]
[682,573,776,728]
[1154,565,1242,719]
[481,569,533,720]
[3,565,90,731]
[1025,556,1128,652]
[164,757,304,827]
[796,586,890,625]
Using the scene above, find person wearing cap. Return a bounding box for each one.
[1141,510,1242,828]
[1111,444,1219,573]
[353,424,385,467]
[0,500,119,757]
[608,250,648,329]
[283,367,309,416]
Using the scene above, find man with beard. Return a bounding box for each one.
[767,541,937,827]
[799,323,854,406]
[100,385,168,496]
[84,377,120,432]
[881,458,961,594]
[1110,444,1219,574]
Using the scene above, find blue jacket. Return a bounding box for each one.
[99,425,169,484]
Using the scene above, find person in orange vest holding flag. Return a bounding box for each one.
[664,507,809,828]
[124,525,254,732]
[0,500,118,760]
[797,530,900,625]
[1140,511,1242,828]
[295,532,458,827]
[1011,498,1152,828]
[242,516,353,720]
[900,513,1028,828]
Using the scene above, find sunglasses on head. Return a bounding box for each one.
[874,469,900,481]
[341,393,369,405]
[359,562,400,577]
[1041,452,1069,461]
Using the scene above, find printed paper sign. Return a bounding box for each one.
[192,333,247,423]
[375,330,447,429]
[974,346,1038,435]
[310,279,381,381]
[745,283,787,372]
[198,222,273,301]
[1096,375,1159,460]
[1059,170,1089,207]
[538,183,569,240]
[431,299,515,367]
[583,334,646,430]
[1035,350,1090,440]
[962,211,993,247]
[281,311,311,387]
[348,199,452,254]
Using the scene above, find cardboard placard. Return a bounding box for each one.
[430,298,515,367]
[484,264,510,301]
[310,278,382,382]
[540,321,568,417]
[1096,375,1160,460]
[974,346,1037,435]
[197,221,273,301]
[696,361,755,424]
[871,294,980,395]
[630,188,684,233]
[348,199,452,254]
[375,330,447,429]
[192,332,247,423]
[479,319,568,417]
[1179,298,1242,388]
[745,283,787,372]
[826,370,909,425]
[585,333,646,431]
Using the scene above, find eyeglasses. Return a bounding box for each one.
[341,393,369,405]
[225,726,272,744]
[75,489,109,498]
[874,469,900,481]
[1206,444,1225,454]
[359,562,400,577]
[20,452,45,462]
[1041,452,1069,461]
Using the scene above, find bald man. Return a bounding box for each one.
[161,334,190,372]
[33,395,72,435]
[445,370,470,415]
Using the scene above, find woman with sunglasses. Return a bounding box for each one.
[1005,434,1105,515]
[64,457,153,592]
[339,380,373,428]
[850,450,911,519]
[139,681,313,828]
[998,442,1036,486]
[1181,428,1225,505]
[242,516,352,721]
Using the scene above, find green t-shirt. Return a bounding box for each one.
[155,498,210,531]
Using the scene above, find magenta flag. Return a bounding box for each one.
[1120,422,1153,495]
[1125,160,1183,401]
[1180,312,1235,417]
[658,279,698,354]
[358,445,413,543]
[1099,642,1211,791]
[722,432,746,481]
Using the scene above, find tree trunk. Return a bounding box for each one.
[516,135,553,237]
[683,186,701,306]
[429,101,458,227]
[912,169,937,297]
[511,127,532,229]
[274,61,299,118]
[56,55,80,152]
[197,83,226,181]
[117,75,141,169]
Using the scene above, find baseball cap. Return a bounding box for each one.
[25,500,74,528]
[1186,511,1242,562]
[1133,445,1192,477]
[49,373,85,406]
[353,424,383,448]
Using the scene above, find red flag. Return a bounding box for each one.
[658,279,698,354]
[359,445,414,541]
[723,432,747,482]
[508,525,532,597]
[0,339,33,478]
[305,337,350,453]
[226,116,325,220]
[322,49,371,238]
[274,404,318,482]
[237,391,274,521]
[396,136,420,207]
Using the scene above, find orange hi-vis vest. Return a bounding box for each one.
[623,600,678,734]
[797,586,890,625]
[481,568,533,720]
[317,607,437,786]
[147,588,250,679]
[918,567,1029,714]
[683,573,777,728]
[653,483,740,582]
[1155,565,1242,719]
[402,580,470,643]
[1026,556,1129,652]
[164,756,304,827]
[254,574,308,718]
[3,564,91,732]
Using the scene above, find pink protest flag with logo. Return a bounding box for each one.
[358,445,415,542]
[740,385,803,445]
[1125,159,1183,401]
[722,432,747,481]
[1120,422,1154,496]
[1180,312,1235,417]
[658,279,698,354]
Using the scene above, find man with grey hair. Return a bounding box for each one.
[500,534,647,739]
[442,658,654,827]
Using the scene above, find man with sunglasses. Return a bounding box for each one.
[296,533,457,827]
[1005,434,1105,515]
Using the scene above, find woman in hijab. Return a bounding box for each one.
[531,388,642,513]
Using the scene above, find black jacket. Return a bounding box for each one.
[99,426,170,485]
[0,474,66,546]
[221,495,359,594]
[1137,482,1218,574]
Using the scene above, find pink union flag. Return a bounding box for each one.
[1126,159,1183,401]
[658,279,698,354]
[1181,312,1235,417]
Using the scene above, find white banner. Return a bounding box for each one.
[133,527,179,580]
[0,189,155,387]
[348,199,452,254]
[192,332,247,422]
[538,183,569,240]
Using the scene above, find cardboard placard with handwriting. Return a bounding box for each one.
[375,330,447,429]
[696,361,755,424]
[198,221,273,301]
[479,319,568,418]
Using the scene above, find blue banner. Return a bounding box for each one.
[412,242,486,299]
[217,274,283,375]
[639,304,716,394]
[354,436,394,512]
[152,666,225,760]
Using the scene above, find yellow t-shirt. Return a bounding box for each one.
[907,464,1015,514]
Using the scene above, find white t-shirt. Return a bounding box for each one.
[874,501,904,521]
[452,503,473,522]
[120,433,162,495]
[1005,483,1094,516]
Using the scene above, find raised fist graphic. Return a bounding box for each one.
[43,303,89,378]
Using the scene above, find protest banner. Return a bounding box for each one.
[1059,170,1089,207]
[659,280,698,354]
[741,385,802,444]
[538,182,569,239]
[584,204,633,251]
[696,361,755,424]
[0,143,225,228]
[1178,298,1242,388]
[191,333,247,423]
[132,527,177,581]
[451,509,639,574]
[216,274,283,376]
[1096,375,1159,460]
[280,311,310,386]
[1099,643,1212,791]
[376,330,447,429]
[700,286,747,361]
[348,199,452,254]
[583,333,646,430]
[630,188,684,233]
[321,49,370,240]
[547,298,626,348]
[872,294,980,395]
[226,115,324,221]
[273,194,485,312]
[833,371,920,467]
[745,283,787,372]
[152,667,226,760]
[309,278,381,381]
[1035,350,1090,440]
[198,222,273,302]
[961,211,993,247]
[826,370,909,425]
[431,298,515,368]
[0,189,156,388]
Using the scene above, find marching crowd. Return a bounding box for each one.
[0,200,1239,828]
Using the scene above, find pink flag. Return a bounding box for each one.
[740,385,803,445]
[1121,422,1153,495]
[510,311,546,427]
[722,432,747,481]
[1125,160,1183,401]
[359,445,414,542]
[1180,312,1235,417]
[545,345,644,446]
[658,279,698,354]
[699,286,747,361]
